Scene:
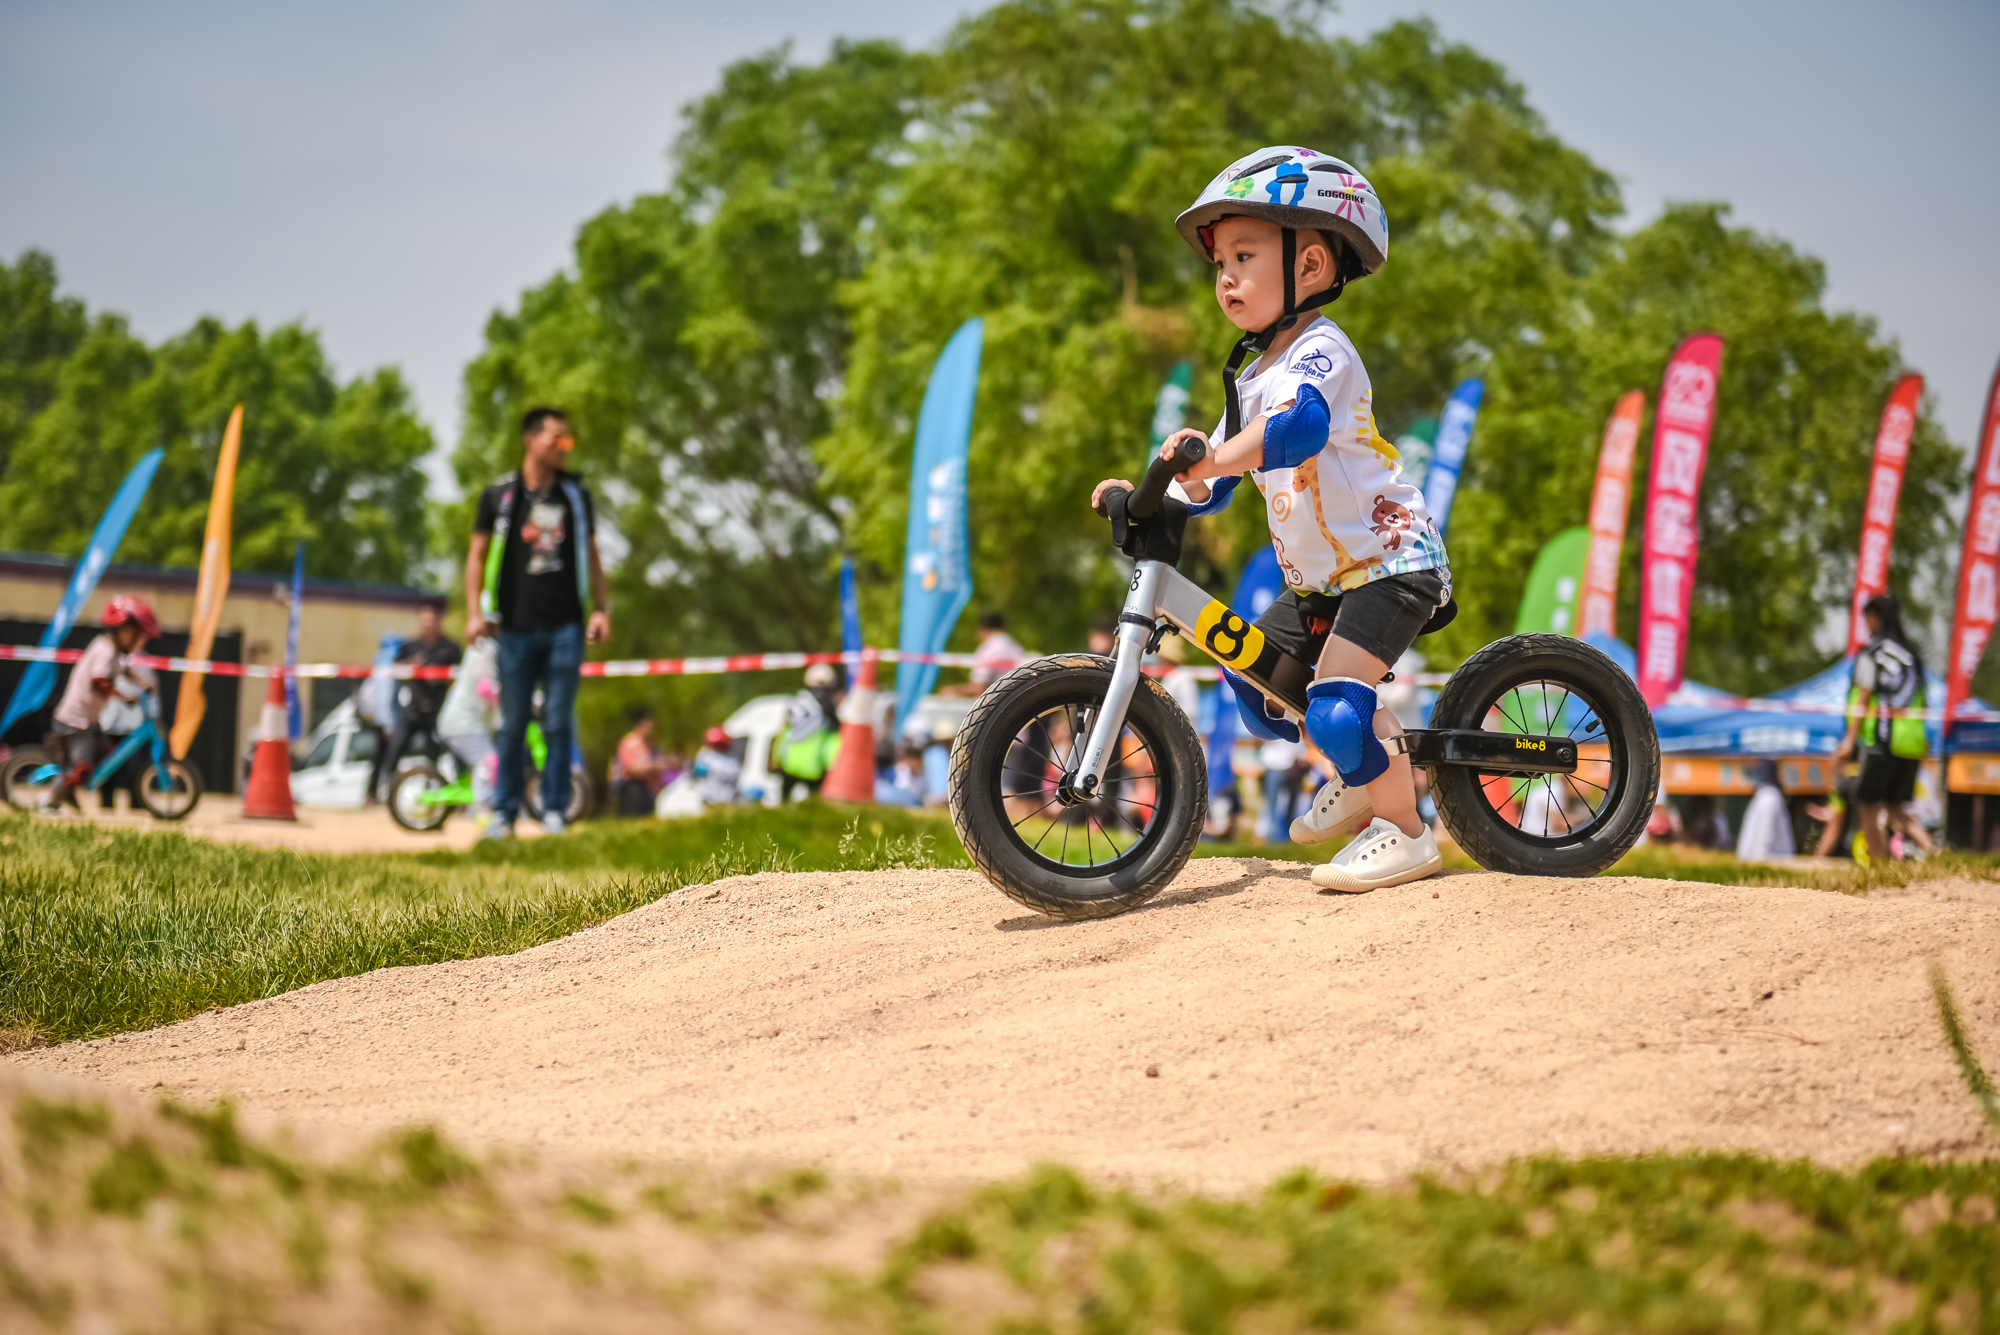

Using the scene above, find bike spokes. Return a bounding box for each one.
[1002,700,1159,869]
[1472,676,1620,843]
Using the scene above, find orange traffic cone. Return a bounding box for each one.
[820,652,879,804]
[241,669,297,820]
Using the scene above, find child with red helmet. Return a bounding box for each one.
[47,595,159,808]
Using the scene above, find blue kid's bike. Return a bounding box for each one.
[1,690,204,820]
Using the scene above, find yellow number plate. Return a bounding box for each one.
[1193,601,1266,670]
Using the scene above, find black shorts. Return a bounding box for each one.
[1855,752,1920,805]
[1253,569,1450,669]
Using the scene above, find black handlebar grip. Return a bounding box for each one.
[1126,434,1208,521]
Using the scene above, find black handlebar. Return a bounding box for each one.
[1097,434,1208,522]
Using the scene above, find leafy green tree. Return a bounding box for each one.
[819,1,1620,653]
[455,39,922,658]
[0,316,433,583]
[1441,204,1958,695]
[0,249,89,479]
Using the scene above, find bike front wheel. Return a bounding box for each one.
[389,761,457,832]
[949,654,1207,920]
[1426,633,1658,877]
[137,758,202,821]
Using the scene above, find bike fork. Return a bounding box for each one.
[1074,561,1165,794]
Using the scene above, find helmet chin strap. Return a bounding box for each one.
[1222,228,1347,442]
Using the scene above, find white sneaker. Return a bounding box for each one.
[1310,817,1442,893]
[541,811,566,836]
[1289,776,1374,845]
[481,816,512,841]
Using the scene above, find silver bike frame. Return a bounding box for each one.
[1072,558,1298,792]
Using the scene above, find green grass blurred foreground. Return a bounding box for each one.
[6,803,1997,1049]
[6,1083,1998,1333]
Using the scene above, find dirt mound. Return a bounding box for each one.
[16,861,2000,1189]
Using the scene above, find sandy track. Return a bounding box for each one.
[16,861,2000,1190]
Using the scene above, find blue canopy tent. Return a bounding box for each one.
[1581,633,1989,758]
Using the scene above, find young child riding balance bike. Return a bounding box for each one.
[1091,146,1449,892]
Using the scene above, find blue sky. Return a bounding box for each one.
[3,0,1995,494]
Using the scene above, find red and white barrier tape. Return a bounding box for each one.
[0,643,978,680]
[5,642,1996,723]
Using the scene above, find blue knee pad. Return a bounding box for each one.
[1306,677,1389,786]
[1223,668,1299,743]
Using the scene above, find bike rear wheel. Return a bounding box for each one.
[389,761,458,832]
[136,758,202,821]
[1,747,58,812]
[949,654,1206,920]
[1426,633,1658,877]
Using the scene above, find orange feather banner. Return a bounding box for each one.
[168,403,242,759]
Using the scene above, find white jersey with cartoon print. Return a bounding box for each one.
[1197,315,1447,595]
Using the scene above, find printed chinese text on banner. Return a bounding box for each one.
[168,404,243,759]
[1947,357,2000,731]
[0,448,165,738]
[896,318,983,725]
[1636,334,1725,705]
[1846,374,1925,653]
[1421,379,1483,536]
[1576,391,1644,641]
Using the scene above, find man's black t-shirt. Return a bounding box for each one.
[473,472,596,631]
[395,634,463,718]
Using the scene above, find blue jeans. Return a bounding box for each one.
[495,622,583,824]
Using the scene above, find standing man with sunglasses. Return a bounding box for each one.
[465,406,610,839]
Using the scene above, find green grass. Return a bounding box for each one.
[410,801,969,874]
[0,806,970,1047]
[8,1085,1999,1333]
[874,1155,2000,1334]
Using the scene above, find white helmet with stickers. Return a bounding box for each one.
[1175,145,1388,278]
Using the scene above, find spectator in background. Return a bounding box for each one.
[1086,617,1117,656]
[691,726,742,806]
[776,664,844,797]
[611,706,669,816]
[372,605,461,802]
[922,717,954,806]
[1836,594,1927,862]
[1734,758,1795,861]
[464,406,610,839]
[944,613,1028,697]
[876,735,923,807]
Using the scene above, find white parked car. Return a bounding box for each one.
[290,699,384,809]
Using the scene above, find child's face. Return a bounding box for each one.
[112,623,147,653]
[1211,216,1332,333]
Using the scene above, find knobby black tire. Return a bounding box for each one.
[949,653,1207,920]
[136,758,203,821]
[1427,633,1658,877]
